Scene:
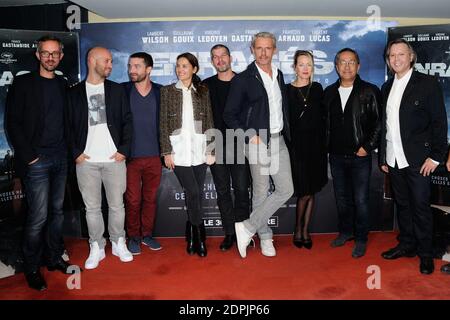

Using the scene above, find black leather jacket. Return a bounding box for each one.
[323,75,381,153]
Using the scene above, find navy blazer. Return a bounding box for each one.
[223,61,290,143]
[122,80,162,153]
[68,79,133,161]
[6,72,69,177]
[379,71,448,167]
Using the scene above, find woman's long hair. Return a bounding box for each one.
[176,52,207,95]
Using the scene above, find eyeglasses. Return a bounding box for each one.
[39,51,61,58]
[338,60,357,67]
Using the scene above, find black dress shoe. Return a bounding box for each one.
[293,236,303,248]
[420,257,434,275]
[47,259,79,274]
[220,234,236,251]
[381,246,416,260]
[25,271,47,291]
[303,237,313,250]
[441,263,450,274]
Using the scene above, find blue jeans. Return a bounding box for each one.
[329,154,372,243]
[22,153,67,273]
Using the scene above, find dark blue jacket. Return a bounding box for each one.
[122,81,162,155]
[223,61,290,143]
[68,79,132,160]
[122,81,162,106]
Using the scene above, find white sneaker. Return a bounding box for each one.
[235,222,254,258]
[261,239,276,257]
[85,242,106,270]
[61,249,70,262]
[112,237,133,262]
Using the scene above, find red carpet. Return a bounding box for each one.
[0,232,449,300]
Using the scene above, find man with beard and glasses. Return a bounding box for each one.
[202,44,250,251]
[6,35,75,291]
[68,47,133,270]
[122,52,163,254]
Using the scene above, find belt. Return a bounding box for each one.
[270,132,282,137]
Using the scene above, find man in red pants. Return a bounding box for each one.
[123,52,163,254]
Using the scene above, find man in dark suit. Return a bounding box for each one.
[379,38,448,275]
[6,35,74,291]
[441,152,450,275]
[68,47,133,270]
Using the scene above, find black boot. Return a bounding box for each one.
[185,221,195,255]
[220,234,236,251]
[194,223,207,257]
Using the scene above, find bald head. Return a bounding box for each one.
[87,46,112,80]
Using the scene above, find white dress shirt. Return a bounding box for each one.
[169,81,206,167]
[255,63,283,134]
[385,68,413,168]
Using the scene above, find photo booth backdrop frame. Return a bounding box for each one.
[79,19,396,237]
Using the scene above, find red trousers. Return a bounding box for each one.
[125,156,162,238]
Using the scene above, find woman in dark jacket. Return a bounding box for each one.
[159,52,215,257]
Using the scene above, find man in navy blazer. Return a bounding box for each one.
[223,32,293,259]
[379,38,448,275]
[68,47,133,270]
[122,52,163,255]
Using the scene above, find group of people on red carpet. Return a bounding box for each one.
[5,32,449,291]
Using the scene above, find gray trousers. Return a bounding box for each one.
[76,161,127,249]
[244,135,294,240]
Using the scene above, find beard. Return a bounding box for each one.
[40,60,58,72]
[130,73,147,83]
[216,65,231,73]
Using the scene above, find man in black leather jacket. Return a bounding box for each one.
[322,48,381,258]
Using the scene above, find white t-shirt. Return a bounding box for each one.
[84,82,117,162]
[338,86,353,112]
